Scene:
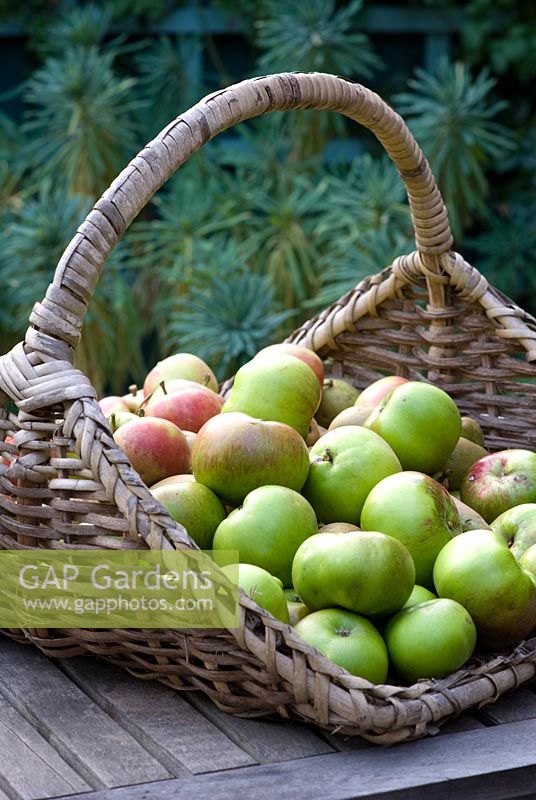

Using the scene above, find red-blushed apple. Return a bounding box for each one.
[354,375,409,407]
[99,396,130,416]
[385,598,477,682]
[305,418,321,446]
[192,412,310,505]
[114,417,191,487]
[254,343,324,387]
[144,353,218,396]
[213,485,317,586]
[460,450,536,523]
[147,378,215,403]
[292,530,415,617]
[221,563,289,623]
[150,474,196,489]
[360,471,462,588]
[364,381,461,474]
[151,480,226,549]
[328,405,375,430]
[302,426,402,524]
[461,416,486,447]
[451,495,491,532]
[221,354,321,439]
[402,585,436,609]
[439,437,488,491]
[183,430,196,455]
[315,379,360,428]
[293,608,388,683]
[434,529,536,648]
[145,384,223,433]
[284,589,310,625]
[490,503,536,560]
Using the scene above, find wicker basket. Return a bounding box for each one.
[1,72,536,745]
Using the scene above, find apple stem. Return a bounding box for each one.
[128,384,138,396]
[160,380,168,395]
[323,448,334,464]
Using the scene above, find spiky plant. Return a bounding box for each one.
[255,0,382,158]
[23,44,143,197]
[0,111,27,215]
[394,60,516,238]
[134,35,204,139]
[30,3,112,57]
[0,184,145,395]
[157,239,293,380]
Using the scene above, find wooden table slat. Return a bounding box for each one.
[0,640,171,789]
[61,657,256,774]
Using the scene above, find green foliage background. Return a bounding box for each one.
[0,0,534,393]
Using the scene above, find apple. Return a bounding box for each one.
[144,353,218,396]
[520,544,536,578]
[122,386,145,413]
[328,405,375,430]
[360,471,462,588]
[293,609,388,683]
[151,480,226,549]
[221,564,289,623]
[305,418,321,446]
[364,381,461,474]
[315,379,360,428]
[284,589,310,625]
[114,417,191,486]
[461,416,486,447]
[147,378,216,403]
[254,343,324,387]
[145,384,223,433]
[385,599,477,682]
[451,495,491,532]
[460,450,536,523]
[108,410,138,432]
[222,354,321,439]
[213,485,318,586]
[439,437,488,491]
[302,426,402,524]
[354,375,409,407]
[319,522,361,533]
[183,430,197,455]
[150,474,196,489]
[292,530,415,617]
[490,504,536,560]
[402,585,437,608]
[99,395,130,416]
[192,412,310,505]
[433,528,536,648]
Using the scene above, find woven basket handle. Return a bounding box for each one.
[28,72,453,362]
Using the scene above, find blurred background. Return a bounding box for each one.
[0,0,534,394]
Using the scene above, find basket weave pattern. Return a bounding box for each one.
[1,73,536,744]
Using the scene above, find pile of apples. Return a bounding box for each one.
[100,345,536,685]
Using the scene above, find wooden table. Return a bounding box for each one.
[0,637,535,800]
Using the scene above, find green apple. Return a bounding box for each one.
[520,544,536,578]
[192,412,310,505]
[364,381,461,474]
[222,354,321,439]
[292,530,415,616]
[293,608,388,682]
[284,589,310,625]
[461,416,486,447]
[212,485,317,586]
[302,426,402,524]
[491,504,536,560]
[360,471,462,588]
[439,437,488,491]
[433,529,536,648]
[450,495,491,532]
[109,410,138,432]
[402,585,437,609]
[315,379,360,428]
[385,599,477,682]
[221,564,289,623]
[151,480,226,549]
[254,343,324,387]
[328,405,375,430]
[460,450,536,523]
